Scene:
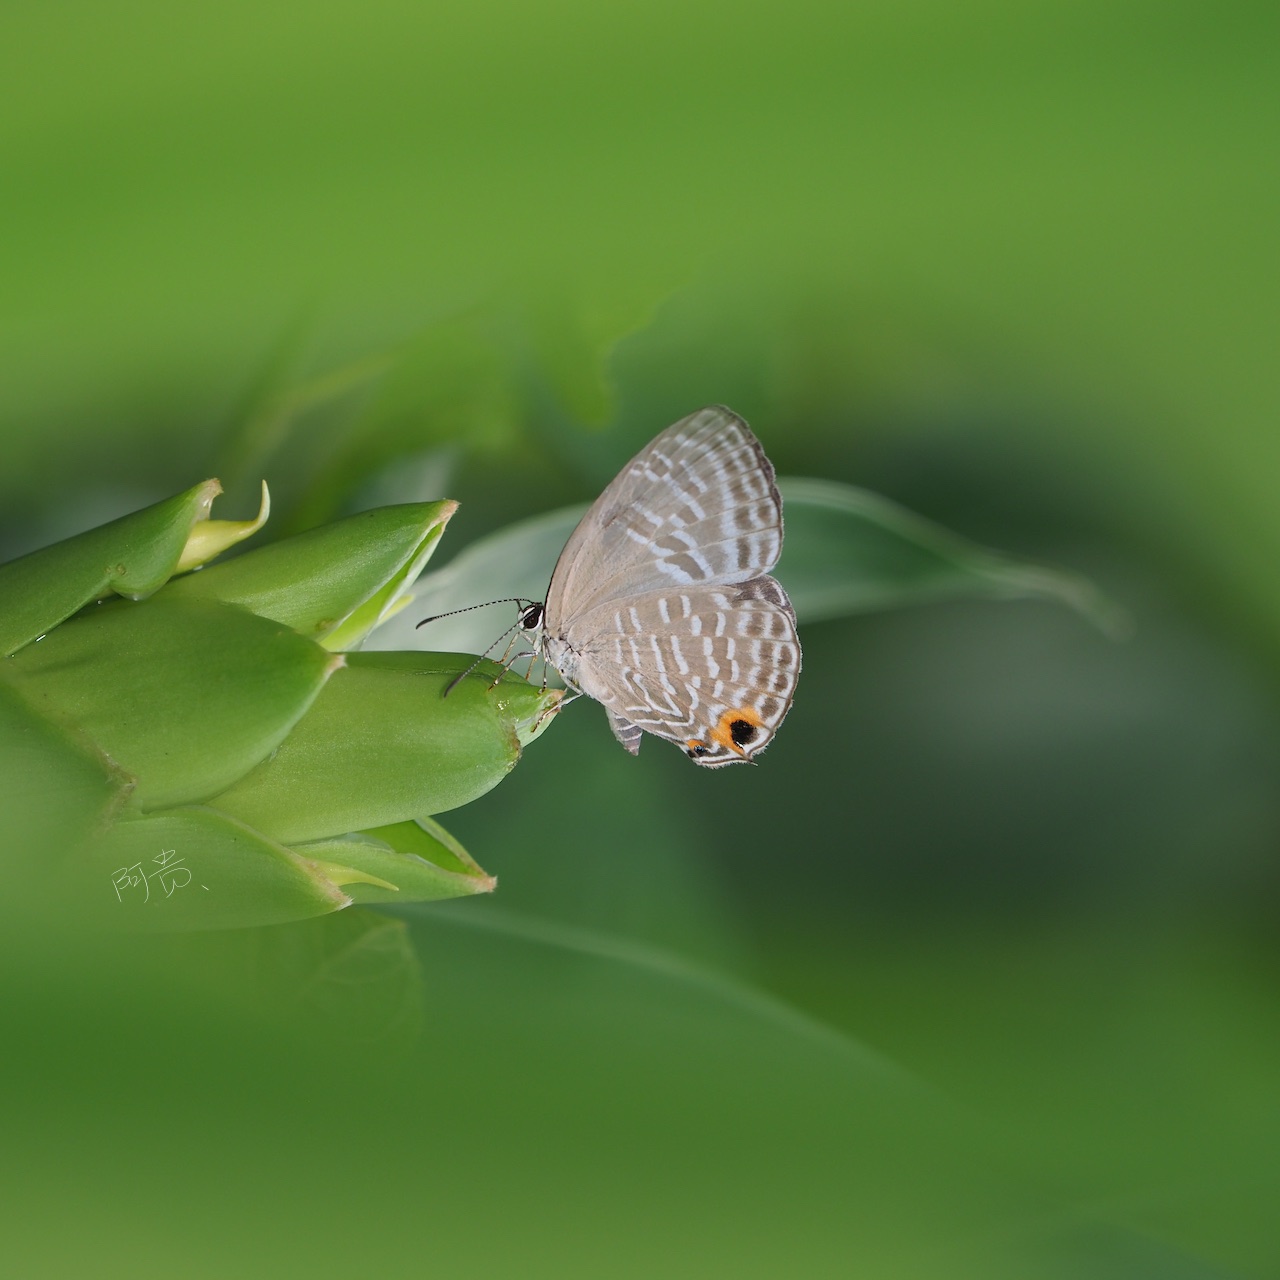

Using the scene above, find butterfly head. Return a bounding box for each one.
[415,597,548,697]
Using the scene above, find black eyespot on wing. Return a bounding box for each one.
[729,719,757,746]
[686,743,710,758]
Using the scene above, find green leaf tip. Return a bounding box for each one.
[303,856,401,893]
[322,499,459,650]
[176,480,271,572]
[0,478,226,655]
[168,499,458,647]
[294,818,497,905]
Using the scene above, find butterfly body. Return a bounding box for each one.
[533,406,800,768]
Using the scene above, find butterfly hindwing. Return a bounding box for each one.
[566,576,800,767]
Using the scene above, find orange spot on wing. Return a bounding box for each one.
[710,706,764,754]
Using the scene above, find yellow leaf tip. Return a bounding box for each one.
[176,480,272,573]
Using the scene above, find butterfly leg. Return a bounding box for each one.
[530,680,584,732]
[523,649,544,685]
[441,623,521,696]
[476,629,520,690]
[487,649,538,690]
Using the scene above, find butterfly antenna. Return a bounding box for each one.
[416,598,535,629]
[442,623,522,697]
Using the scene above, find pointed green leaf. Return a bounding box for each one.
[80,806,349,930]
[320,502,458,650]
[0,479,220,656]
[167,500,457,646]
[294,815,495,905]
[211,652,560,844]
[3,596,342,809]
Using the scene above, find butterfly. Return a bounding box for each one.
[517,405,800,767]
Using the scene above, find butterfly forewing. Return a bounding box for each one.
[562,576,800,767]
[545,406,783,625]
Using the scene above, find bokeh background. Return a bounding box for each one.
[3,2,1279,1276]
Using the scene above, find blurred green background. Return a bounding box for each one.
[3,1,1279,1276]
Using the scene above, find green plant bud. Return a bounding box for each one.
[0,479,221,656]
[210,652,560,844]
[167,500,456,647]
[3,595,342,809]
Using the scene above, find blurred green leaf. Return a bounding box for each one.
[293,814,495,905]
[168,500,457,646]
[211,652,560,844]
[522,274,680,426]
[775,477,1123,632]
[373,476,1116,658]
[0,677,131,873]
[286,314,521,531]
[0,479,220,656]
[218,350,397,501]
[2,596,341,809]
[249,909,426,1048]
[83,805,349,930]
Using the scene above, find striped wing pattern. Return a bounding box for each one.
[544,406,783,624]
[539,406,800,768]
[560,576,800,767]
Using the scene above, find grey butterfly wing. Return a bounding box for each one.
[566,576,800,767]
[544,406,783,630]
[605,709,644,755]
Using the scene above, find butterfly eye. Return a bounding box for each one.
[519,604,544,630]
